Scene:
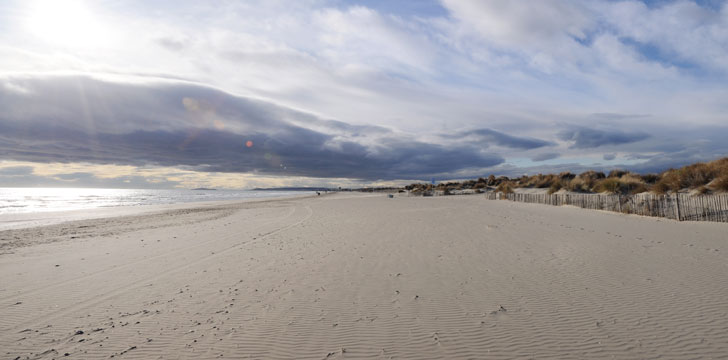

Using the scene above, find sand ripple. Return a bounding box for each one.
[1,195,726,359]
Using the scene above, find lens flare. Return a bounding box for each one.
[182,97,200,112]
[245,140,253,148]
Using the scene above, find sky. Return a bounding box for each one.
[0,0,727,189]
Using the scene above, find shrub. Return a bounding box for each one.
[617,174,648,194]
[580,170,606,180]
[547,181,562,194]
[627,183,649,194]
[682,163,716,188]
[487,175,497,186]
[516,173,561,188]
[651,181,670,194]
[519,174,538,187]
[567,177,587,192]
[711,175,728,192]
[710,158,728,177]
[401,157,728,195]
[620,173,643,183]
[559,172,576,181]
[496,182,514,194]
[641,174,659,184]
[535,175,558,188]
[654,170,681,193]
[495,176,510,186]
[594,178,621,193]
[649,158,728,192]
[608,169,628,178]
[578,170,606,189]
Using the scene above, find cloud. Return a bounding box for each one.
[0,160,420,189]
[625,153,656,160]
[441,0,594,48]
[0,171,182,189]
[0,74,504,181]
[441,0,728,74]
[155,37,190,52]
[601,0,728,72]
[591,113,650,120]
[623,150,716,173]
[0,166,34,176]
[603,153,617,161]
[2,73,725,184]
[1,2,728,185]
[531,152,560,162]
[558,127,649,149]
[445,128,554,150]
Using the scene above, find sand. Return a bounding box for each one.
[1,193,727,359]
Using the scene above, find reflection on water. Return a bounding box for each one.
[0,188,302,215]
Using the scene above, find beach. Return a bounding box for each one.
[1,193,727,359]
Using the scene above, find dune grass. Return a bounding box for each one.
[404,157,728,195]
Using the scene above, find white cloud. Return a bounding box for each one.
[0,0,727,183]
[602,0,728,71]
[441,0,594,47]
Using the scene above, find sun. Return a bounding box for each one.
[25,0,107,48]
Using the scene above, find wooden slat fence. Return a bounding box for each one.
[483,192,728,223]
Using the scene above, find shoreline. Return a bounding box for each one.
[1,193,726,359]
[0,192,315,231]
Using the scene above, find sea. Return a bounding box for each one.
[0,187,306,215]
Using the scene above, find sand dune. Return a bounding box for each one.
[1,193,727,359]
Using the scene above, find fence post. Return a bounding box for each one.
[617,195,622,213]
[674,193,681,221]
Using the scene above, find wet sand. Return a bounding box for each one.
[1,193,727,359]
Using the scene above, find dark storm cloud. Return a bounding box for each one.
[0,124,503,180]
[531,152,560,162]
[0,74,504,180]
[558,127,649,149]
[445,128,554,150]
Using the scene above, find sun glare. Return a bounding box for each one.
[25,0,107,48]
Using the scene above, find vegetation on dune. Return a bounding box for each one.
[651,158,728,194]
[404,157,728,195]
[714,175,728,192]
[496,181,514,194]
